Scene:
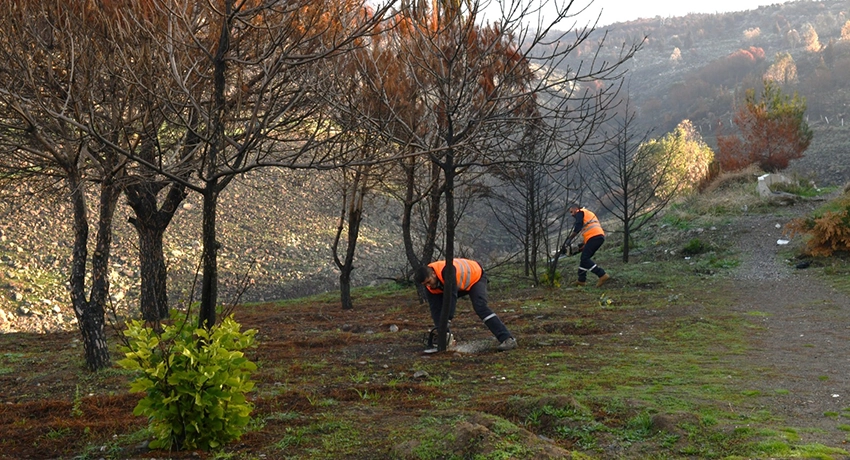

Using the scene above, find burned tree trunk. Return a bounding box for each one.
[125,182,187,321]
[67,168,119,371]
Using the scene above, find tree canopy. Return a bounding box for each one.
[717,80,812,172]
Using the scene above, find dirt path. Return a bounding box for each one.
[721,200,850,448]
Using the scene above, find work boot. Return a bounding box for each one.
[596,273,611,287]
[497,337,517,351]
[571,280,586,287]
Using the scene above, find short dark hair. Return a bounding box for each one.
[569,203,581,211]
[414,265,433,284]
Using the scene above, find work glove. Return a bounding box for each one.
[559,245,567,255]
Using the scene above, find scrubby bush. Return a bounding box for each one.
[682,238,709,256]
[637,120,715,198]
[786,195,850,257]
[716,80,812,173]
[540,267,562,288]
[117,311,257,451]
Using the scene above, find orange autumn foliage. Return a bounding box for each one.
[716,80,812,172]
[786,198,850,257]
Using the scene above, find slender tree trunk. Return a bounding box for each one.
[523,177,531,276]
[334,190,352,310]
[400,156,441,302]
[424,161,441,263]
[338,188,365,311]
[341,203,364,310]
[125,183,186,321]
[197,0,231,329]
[401,156,419,272]
[527,169,538,282]
[67,170,118,371]
[334,169,366,310]
[437,148,456,352]
[199,186,219,329]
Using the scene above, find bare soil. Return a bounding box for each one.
[717,198,850,448]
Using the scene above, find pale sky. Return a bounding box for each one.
[481,0,779,28]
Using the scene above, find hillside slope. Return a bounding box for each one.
[0,169,407,333]
[0,165,513,333]
[1,144,839,334]
[547,0,850,179]
[2,0,849,333]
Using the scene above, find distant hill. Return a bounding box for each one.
[538,0,850,186]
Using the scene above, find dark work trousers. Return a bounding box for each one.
[577,235,606,282]
[425,273,512,342]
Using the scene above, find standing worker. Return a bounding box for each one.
[415,258,517,352]
[562,204,611,287]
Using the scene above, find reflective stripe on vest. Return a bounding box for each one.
[580,208,605,243]
[427,259,482,294]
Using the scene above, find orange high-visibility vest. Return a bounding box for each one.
[426,259,483,294]
[579,208,605,243]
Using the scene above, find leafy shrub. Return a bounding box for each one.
[540,267,562,288]
[637,120,715,197]
[117,312,257,451]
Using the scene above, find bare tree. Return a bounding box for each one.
[332,164,370,310]
[1,1,212,336]
[105,0,394,329]
[106,10,197,323]
[329,134,394,310]
[319,26,446,303]
[322,0,641,350]
[588,95,674,263]
[485,116,582,284]
[0,1,138,370]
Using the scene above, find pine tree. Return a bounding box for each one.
[717,80,812,172]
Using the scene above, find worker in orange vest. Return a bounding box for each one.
[563,204,611,287]
[414,258,517,352]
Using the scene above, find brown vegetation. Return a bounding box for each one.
[786,193,850,256]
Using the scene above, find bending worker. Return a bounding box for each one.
[415,258,517,351]
[562,204,611,287]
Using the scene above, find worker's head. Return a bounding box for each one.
[569,204,581,216]
[414,265,439,289]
